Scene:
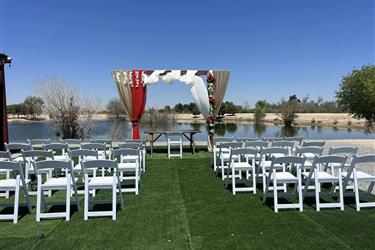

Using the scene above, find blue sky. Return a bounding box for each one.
[1,0,374,108]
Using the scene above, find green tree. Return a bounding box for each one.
[106,98,124,118]
[336,64,375,126]
[191,105,200,118]
[254,100,267,123]
[23,96,44,119]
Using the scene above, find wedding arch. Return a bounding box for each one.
[112,70,230,149]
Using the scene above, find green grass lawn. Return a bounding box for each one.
[1,151,375,249]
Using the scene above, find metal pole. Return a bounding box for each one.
[0,60,8,150]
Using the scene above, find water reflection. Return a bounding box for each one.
[253,123,267,137]
[214,123,226,136]
[279,126,300,137]
[190,122,203,131]
[225,123,238,134]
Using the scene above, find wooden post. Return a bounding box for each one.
[0,54,11,151]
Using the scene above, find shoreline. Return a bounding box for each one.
[7,112,374,132]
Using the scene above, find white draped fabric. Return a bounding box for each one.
[143,70,210,118]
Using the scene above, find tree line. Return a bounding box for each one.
[7,96,44,119]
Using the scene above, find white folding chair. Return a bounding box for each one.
[259,147,289,192]
[119,142,143,174]
[327,146,359,175]
[22,150,54,196]
[228,148,257,194]
[81,143,107,160]
[0,151,12,198]
[5,143,32,163]
[302,140,325,147]
[0,161,32,223]
[302,155,346,211]
[342,154,375,211]
[90,139,113,159]
[124,139,147,173]
[60,138,82,150]
[262,156,305,213]
[112,148,140,195]
[67,149,99,195]
[34,160,79,221]
[27,139,51,149]
[218,142,242,180]
[82,160,124,220]
[43,142,69,161]
[81,143,107,176]
[212,137,233,172]
[166,132,183,159]
[271,140,295,155]
[295,146,324,171]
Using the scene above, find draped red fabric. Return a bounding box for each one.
[131,70,147,139]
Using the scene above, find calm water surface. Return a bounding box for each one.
[8,120,375,143]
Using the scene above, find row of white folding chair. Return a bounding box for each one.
[69,148,141,195]
[212,137,325,171]
[0,158,124,222]
[225,145,374,212]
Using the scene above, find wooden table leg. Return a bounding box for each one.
[190,133,196,155]
[150,133,154,156]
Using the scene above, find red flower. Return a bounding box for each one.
[207,75,216,83]
[207,115,214,122]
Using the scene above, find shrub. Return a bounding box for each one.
[254,100,267,123]
[280,96,300,126]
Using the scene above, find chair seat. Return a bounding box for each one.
[262,161,283,169]
[266,172,298,182]
[12,156,24,163]
[342,171,375,181]
[302,153,316,159]
[0,178,29,189]
[272,153,287,158]
[42,177,78,188]
[122,155,138,161]
[232,162,252,171]
[220,154,239,160]
[88,177,117,187]
[118,162,138,170]
[302,171,339,181]
[85,156,98,161]
[54,155,67,161]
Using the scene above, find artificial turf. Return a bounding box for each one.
[1,151,375,249]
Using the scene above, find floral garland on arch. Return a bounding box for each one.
[207,71,216,148]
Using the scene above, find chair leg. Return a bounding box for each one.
[66,175,71,221]
[354,174,360,212]
[135,167,139,195]
[36,177,42,222]
[232,168,236,195]
[338,174,344,211]
[112,176,117,221]
[273,178,278,213]
[298,170,303,212]
[13,176,20,224]
[213,149,217,171]
[221,158,225,181]
[84,177,89,221]
[252,167,256,194]
[315,175,320,212]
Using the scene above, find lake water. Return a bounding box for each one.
[8,119,374,142]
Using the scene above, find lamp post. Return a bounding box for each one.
[0,53,11,151]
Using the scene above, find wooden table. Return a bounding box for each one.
[143,130,201,156]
